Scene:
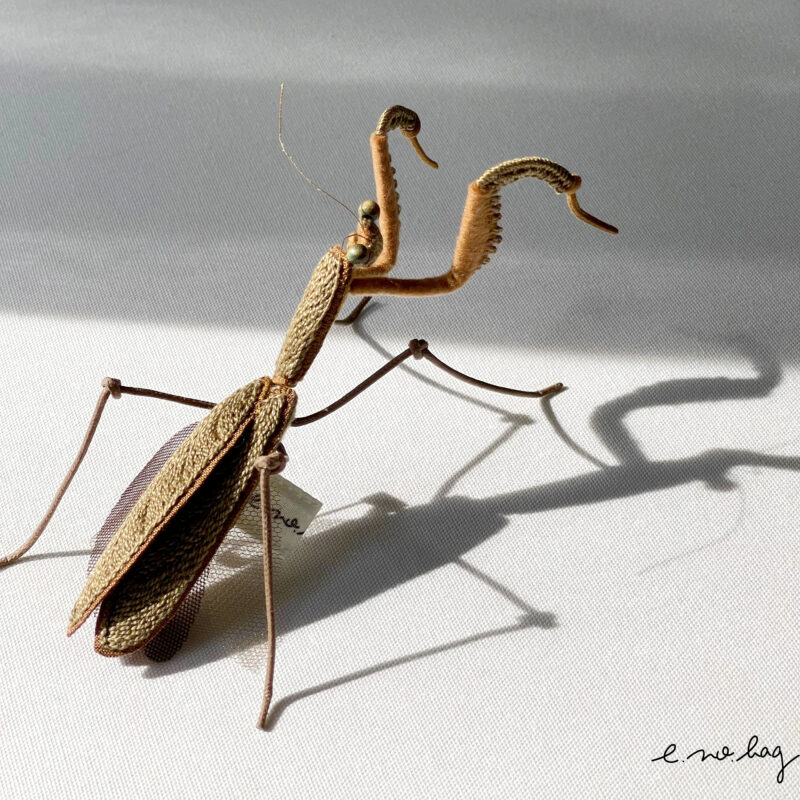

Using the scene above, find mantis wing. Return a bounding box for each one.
[88,422,201,662]
[67,378,296,657]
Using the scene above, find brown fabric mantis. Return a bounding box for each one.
[1,100,618,728]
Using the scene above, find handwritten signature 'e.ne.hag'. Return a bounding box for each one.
[652,735,799,784]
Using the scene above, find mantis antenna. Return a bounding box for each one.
[278,84,358,220]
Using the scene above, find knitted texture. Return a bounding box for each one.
[273,247,351,385]
[92,385,294,655]
[459,157,579,275]
[475,157,576,194]
[88,423,203,661]
[68,378,292,639]
[374,105,420,135]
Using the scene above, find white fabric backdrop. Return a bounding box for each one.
[2,1,798,797]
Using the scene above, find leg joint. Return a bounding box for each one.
[408,339,429,359]
[101,377,122,399]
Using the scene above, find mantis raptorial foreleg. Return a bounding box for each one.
[349,158,618,298]
[335,105,439,324]
[360,106,438,277]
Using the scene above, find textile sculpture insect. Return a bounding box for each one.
[1,100,618,728]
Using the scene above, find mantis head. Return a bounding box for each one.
[345,200,383,268]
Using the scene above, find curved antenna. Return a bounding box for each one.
[278,84,357,220]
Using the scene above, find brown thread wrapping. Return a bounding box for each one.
[450,181,499,287]
[364,107,436,276]
[349,156,616,298]
[349,273,452,297]
[255,461,276,728]
[369,133,399,271]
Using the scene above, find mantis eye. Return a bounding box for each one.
[358,200,380,221]
[346,243,369,264]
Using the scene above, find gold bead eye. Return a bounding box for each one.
[358,200,380,221]
[346,243,369,264]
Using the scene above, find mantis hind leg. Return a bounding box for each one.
[0,378,215,567]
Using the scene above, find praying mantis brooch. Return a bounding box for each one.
[2,97,618,727]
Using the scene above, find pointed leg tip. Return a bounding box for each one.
[257,690,274,730]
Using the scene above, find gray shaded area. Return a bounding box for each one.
[2,6,799,795]
[0,3,800,358]
[0,1,797,360]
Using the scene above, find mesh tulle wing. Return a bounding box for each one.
[89,423,201,662]
[68,379,296,657]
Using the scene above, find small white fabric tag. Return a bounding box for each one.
[269,472,322,546]
[244,474,322,567]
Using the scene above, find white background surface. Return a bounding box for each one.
[1,1,798,797]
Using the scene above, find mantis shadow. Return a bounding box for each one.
[128,325,799,727]
[8,548,93,565]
